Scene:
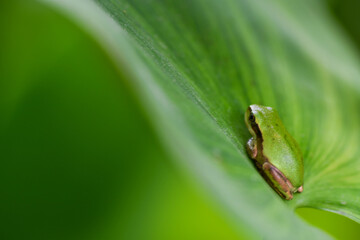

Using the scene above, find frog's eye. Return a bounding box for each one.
[249,112,255,122]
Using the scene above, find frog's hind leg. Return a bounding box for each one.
[246,137,257,159]
[262,162,294,200]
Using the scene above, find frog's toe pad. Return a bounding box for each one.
[297,185,303,193]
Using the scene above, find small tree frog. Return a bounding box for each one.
[245,104,304,200]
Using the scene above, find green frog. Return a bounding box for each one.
[245,104,304,200]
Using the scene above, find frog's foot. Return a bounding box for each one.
[297,185,303,193]
[262,162,294,200]
[246,137,257,159]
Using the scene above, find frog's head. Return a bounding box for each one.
[245,104,275,137]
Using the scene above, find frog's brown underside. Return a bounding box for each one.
[265,162,295,199]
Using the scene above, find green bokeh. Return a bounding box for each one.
[297,208,360,240]
[0,2,240,240]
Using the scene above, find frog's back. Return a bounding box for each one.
[254,106,303,187]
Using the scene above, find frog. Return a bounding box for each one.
[245,104,304,200]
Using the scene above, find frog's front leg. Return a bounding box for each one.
[262,162,294,200]
[246,137,257,159]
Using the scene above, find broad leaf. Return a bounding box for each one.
[40,0,360,239]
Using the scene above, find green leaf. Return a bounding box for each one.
[39,0,360,238]
[0,2,244,239]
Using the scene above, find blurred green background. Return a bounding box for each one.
[0,1,359,239]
